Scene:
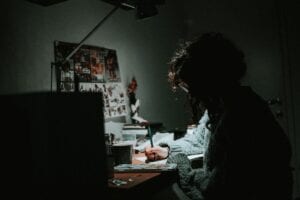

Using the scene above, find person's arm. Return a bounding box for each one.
[166,139,225,200]
[144,125,205,161]
[194,111,241,199]
[165,110,210,155]
[166,111,229,200]
[144,111,209,161]
[167,153,205,199]
[160,133,201,156]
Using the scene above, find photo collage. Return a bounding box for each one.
[54,41,127,119]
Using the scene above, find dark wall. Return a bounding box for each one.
[0,0,189,129]
[183,0,283,98]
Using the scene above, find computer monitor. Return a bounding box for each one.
[1,92,107,200]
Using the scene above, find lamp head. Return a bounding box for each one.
[26,0,68,6]
[135,0,158,20]
[101,0,136,10]
[101,0,165,19]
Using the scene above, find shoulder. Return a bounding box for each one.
[225,86,270,121]
[241,86,269,109]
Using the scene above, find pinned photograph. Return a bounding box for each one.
[55,41,125,119]
[104,50,121,82]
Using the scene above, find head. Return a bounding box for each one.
[168,32,246,99]
[168,32,247,124]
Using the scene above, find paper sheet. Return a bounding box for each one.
[134,132,174,152]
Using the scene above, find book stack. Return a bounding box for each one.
[121,124,148,148]
[122,123,148,136]
[122,123,148,130]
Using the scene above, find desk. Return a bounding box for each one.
[108,153,178,200]
[107,152,203,199]
[108,172,178,199]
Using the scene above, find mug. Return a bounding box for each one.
[111,144,133,166]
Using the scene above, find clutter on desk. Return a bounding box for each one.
[105,133,115,145]
[105,139,115,178]
[105,121,124,141]
[122,122,166,149]
[111,143,133,166]
[123,123,147,129]
[109,177,135,187]
[110,178,128,187]
[122,123,148,148]
[122,122,164,134]
[122,123,148,136]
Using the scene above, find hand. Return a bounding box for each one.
[144,146,169,161]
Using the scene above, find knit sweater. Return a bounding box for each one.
[161,110,210,156]
[167,86,293,200]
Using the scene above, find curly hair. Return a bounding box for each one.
[168,32,246,90]
[168,32,247,128]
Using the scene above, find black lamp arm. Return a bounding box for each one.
[50,3,121,92]
[64,3,121,62]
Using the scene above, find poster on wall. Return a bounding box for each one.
[54,41,127,119]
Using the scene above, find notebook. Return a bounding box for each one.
[114,163,177,173]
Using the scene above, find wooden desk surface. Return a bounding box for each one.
[108,152,178,199]
[108,172,161,189]
[108,172,177,199]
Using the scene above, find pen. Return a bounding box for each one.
[148,125,154,147]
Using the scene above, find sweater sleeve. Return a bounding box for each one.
[198,109,247,199]
[168,131,204,155]
[167,153,205,200]
[168,111,231,200]
[162,110,210,155]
